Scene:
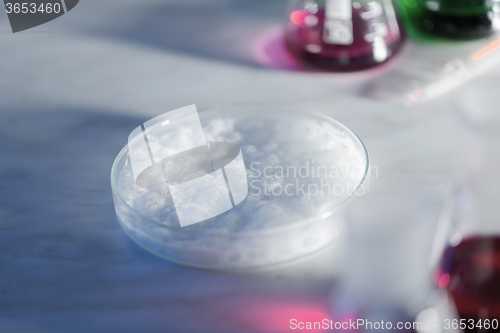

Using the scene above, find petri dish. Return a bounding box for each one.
[111,104,369,269]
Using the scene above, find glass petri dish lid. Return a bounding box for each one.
[111,103,369,269]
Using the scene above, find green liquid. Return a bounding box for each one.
[400,0,498,39]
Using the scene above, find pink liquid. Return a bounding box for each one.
[437,236,500,328]
[285,8,405,71]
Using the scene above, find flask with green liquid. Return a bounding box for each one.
[400,0,500,39]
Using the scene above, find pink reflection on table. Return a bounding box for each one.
[253,25,310,72]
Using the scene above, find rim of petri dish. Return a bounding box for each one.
[111,103,370,237]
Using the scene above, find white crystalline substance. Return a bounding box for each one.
[117,116,366,233]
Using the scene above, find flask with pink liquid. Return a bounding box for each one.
[285,0,406,71]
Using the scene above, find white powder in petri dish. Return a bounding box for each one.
[117,116,366,233]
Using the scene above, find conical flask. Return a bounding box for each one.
[399,0,500,39]
[284,0,406,71]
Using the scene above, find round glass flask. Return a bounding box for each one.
[284,0,406,71]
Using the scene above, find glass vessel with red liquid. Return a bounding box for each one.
[285,0,406,71]
[435,79,500,330]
